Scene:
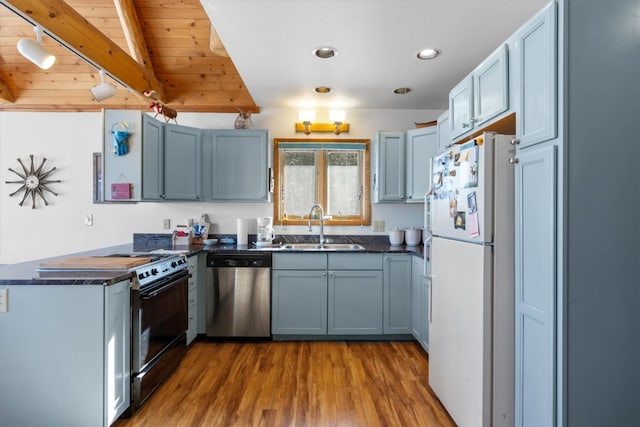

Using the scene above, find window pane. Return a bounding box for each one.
[282,151,316,216]
[326,151,362,216]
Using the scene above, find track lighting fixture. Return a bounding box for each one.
[16,25,56,70]
[91,69,117,102]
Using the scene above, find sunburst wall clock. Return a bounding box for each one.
[5,154,61,209]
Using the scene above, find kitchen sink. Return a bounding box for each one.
[253,243,365,251]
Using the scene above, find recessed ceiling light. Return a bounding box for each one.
[417,48,441,60]
[314,86,333,94]
[393,87,411,95]
[313,47,338,59]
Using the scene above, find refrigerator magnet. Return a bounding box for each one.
[454,211,466,230]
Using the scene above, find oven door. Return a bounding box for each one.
[132,270,188,373]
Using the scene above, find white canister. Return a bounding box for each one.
[404,227,422,246]
[389,228,405,246]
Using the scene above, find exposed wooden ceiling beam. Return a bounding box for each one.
[0,79,15,103]
[112,0,154,69]
[0,0,166,103]
[209,26,229,58]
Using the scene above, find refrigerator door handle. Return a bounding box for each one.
[428,276,433,323]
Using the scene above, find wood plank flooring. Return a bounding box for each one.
[114,340,455,427]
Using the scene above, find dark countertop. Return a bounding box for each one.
[0,235,425,285]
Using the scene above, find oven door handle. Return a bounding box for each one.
[140,272,191,299]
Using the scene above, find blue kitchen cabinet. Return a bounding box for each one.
[514,1,557,148]
[141,114,164,200]
[405,126,438,203]
[141,115,202,201]
[436,110,451,152]
[163,123,202,200]
[372,131,405,202]
[449,44,509,141]
[272,253,328,335]
[383,254,412,334]
[327,253,383,335]
[0,280,130,426]
[202,129,269,201]
[515,143,557,427]
[411,255,428,352]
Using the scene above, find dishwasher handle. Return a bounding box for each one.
[207,254,272,268]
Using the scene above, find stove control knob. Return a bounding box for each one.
[138,273,145,280]
[145,271,151,277]
[151,268,158,276]
[171,261,177,268]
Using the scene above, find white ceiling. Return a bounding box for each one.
[200,0,548,111]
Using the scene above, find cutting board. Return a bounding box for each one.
[38,257,152,270]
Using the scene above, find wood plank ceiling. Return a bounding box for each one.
[0,0,258,113]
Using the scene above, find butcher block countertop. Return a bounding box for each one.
[38,256,152,270]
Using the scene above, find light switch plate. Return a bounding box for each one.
[0,288,8,312]
[373,220,385,232]
[84,214,93,226]
[163,219,171,229]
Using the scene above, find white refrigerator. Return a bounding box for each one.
[427,132,515,427]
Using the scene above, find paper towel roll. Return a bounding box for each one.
[236,218,248,245]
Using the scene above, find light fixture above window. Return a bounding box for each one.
[90,69,117,102]
[417,48,441,60]
[16,25,56,70]
[295,110,350,135]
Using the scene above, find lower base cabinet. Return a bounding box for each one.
[272,253,384,336]
[186,253,201,344]
[383,254,412,334]
[0,280,130,427]
[411,256,429,352]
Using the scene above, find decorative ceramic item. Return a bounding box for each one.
[5,154,61,208]
[234,109,252,129]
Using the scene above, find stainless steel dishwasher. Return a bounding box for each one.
[206,253,271,337]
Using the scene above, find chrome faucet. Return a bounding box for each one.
[308,203,325,245]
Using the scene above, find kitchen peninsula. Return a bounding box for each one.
[0,235,424,427]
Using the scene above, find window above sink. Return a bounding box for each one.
[273,138,371,226]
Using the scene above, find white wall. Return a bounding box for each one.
[0,108,442,264]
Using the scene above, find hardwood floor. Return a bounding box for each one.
[114,340,455,427]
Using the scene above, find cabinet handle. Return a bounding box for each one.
[510,138,520,146]
[160,194,166,199]
[322,272,327,277]
[508,157,520,164]
[462,122,470,128]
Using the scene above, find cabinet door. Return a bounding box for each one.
[203,129,269,201]
[516,2,557,148]
[411,256,423,341]
[474,44,509,127]
[328,270,383,335]
[449,75,474,140]
[163,123,202,200]
[141,114,164,200]
[436,110,451,152]
[383,254,412,334]
[422,275,430,351]
[272,270,327,335]
[405,126,438,203]
[104,280,131,425]
[187,255,199,345]
[515,144,557,427]
[373,132,405,202]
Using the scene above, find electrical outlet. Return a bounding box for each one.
[0,288,8,313]
[163,219,171,229]
[373,220,385,232]
[84,214,93,226]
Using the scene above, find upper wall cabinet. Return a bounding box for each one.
[514,2,557,148]
[436,110,451,152]
[372,132,405,202]
[202,129,270,202]
[405,126,439,202]
[142,115,202,201]
[373,127,439,203]
[449,44,509,140]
